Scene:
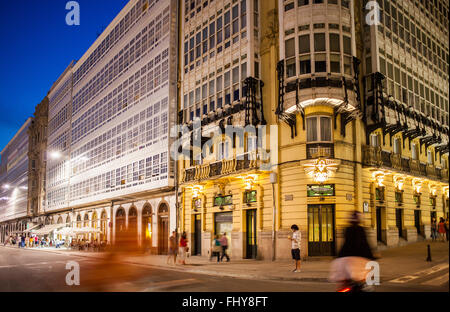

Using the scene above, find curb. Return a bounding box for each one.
[0,246,329,283]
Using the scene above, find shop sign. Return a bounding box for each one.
[307,184,335,197]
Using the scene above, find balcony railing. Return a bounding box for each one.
[306,143,335,159]
[181,152,261,183]
[362,145,446,182]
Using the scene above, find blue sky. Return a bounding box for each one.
[0,0,129,151]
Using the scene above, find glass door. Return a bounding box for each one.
[194,214,202,255]
[308,205,335,256]
[245,209,257,259]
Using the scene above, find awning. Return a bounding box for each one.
[73,227,102,235]
[31,224,66,236]
[23,224,42,233]
[54,227,76,236]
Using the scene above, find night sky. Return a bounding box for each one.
[0,0,129,153]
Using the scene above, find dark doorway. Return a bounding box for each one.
[158,204,169,255]
[414,210,421,235]
[245,209,257,259]
[376,206,382,241]
[193,214,202,255]
[308,205,335,256]
[396,208,403,238]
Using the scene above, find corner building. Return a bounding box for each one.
[178,0,449,260]
[45,0,179,253]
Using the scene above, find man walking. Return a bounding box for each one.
[219,233,230,262]
[167,231,178,265]
[289,224,301,272]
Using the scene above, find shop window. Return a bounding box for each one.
[214,195,233,206]
[193,198,202,211]
[430,196,436,208]
[413,194,421,207]
[244,190,257,204]
[395,191,403,205]
[298,0,309,6]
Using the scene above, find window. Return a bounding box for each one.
[299,34,310,54]
[427,150,434,164]
[314,54,326,72]
[307,116,332,142]
[329,33,340,52]
[370,134,381,147]
[299,55,311,74]
[343,36,351,54]
[393,137,401,154]
[314,33,326,51]
[330,54,340,73]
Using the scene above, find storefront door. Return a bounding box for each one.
[214,212,232,257]
[245,209,257,259]
[396,208,403,238]
[193,214,202,255]
[308,205,335,256]
[376,206,382,241]
[414,210,421,235]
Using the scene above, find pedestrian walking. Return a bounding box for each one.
[431,218,438,241]
[288,224,301,272]
[219,233,230,262]
[167,231,178,265]
[445,218,449,242]
[179,232,188,265]
[210,235,221,262]
[438,217,446,242]
[330,211,377,292]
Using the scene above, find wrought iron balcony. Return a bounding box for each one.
[306,143,335,159]
[362,145,446,182]
[362,145,383,166]
[181,152,261,183]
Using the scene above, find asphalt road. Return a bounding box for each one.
[0,247,447,292]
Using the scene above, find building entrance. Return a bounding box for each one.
[308,205,335,256]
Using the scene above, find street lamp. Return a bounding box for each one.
[50,151,62,160]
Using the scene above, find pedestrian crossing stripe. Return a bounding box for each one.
[421,272,449,286]
[388,263,449,284]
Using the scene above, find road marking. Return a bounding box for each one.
[141,278,200,291]
[421,272,449,286]
[388,263,449,284]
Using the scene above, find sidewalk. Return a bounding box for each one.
[2,241,448,283]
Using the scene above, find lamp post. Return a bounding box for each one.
[270,172,277,261]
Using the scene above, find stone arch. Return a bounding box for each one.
[142,203,153,250]
[100,210,108,242]
[57,216,63,224]
[157,202,169,255]
[76,214,82,228]
[116,207,126,233]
